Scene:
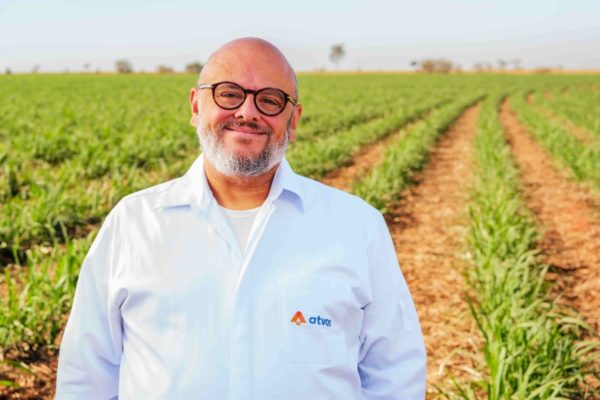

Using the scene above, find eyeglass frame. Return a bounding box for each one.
[197,81,298,116]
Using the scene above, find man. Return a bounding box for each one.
[56,38,426,399]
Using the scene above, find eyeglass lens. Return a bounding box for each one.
[213,83,287,115]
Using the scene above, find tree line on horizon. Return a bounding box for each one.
[4,44,566,75]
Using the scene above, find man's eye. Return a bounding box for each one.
[259,97,283,107]
[219,91,243,99]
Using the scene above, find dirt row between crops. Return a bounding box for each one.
[324,103,483,396]
[534,105,596,145]
[321,109,433,191]
[500,99,600,333]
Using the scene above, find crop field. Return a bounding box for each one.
[1,73,600,398]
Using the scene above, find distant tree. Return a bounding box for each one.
[157,65,174,74]
[84,62,91,72]
[497,59,507,71]
[116,59,133,74]
[420,59,435,73]
[32,64,40,74]
[415,58,455,74]
[329,43,345,69]
[5,68,11,75]
[510,58,522,70]
[436,59,453,73]
[473,63,484,73]
[186,62,203,74]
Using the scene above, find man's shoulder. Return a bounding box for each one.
[116,176,187,211]
[296,175,383,221]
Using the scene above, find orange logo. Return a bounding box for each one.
[290,311,306,326]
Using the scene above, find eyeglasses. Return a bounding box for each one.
[197,81,297,116]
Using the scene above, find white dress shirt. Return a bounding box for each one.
[56,154,427,400]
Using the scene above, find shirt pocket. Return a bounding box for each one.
[277,277,351,365]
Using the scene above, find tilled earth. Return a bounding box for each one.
[0,349,57,399]
[325,104,483,396]
[501,99,600,332]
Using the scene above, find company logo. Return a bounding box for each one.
[290,311,332,327]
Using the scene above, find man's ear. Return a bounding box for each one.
[189,87,200,127]
[287,104,303,142]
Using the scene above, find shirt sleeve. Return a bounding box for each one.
[358,212,427,400]
[55,207,123,400]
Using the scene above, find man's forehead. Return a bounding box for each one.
[200,39,296,94]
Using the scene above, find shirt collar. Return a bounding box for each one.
[155,154,305,212]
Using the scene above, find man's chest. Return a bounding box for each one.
[111,209,371,367]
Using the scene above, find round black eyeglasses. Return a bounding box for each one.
[198,81,297,116]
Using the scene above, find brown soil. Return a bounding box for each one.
[321,137,393,191]
[526,92,534,104]
[323,104,484,395]
[385,104,483,396]
[321,114,428,191]
[500,99,600,332]
[0,350,57,399]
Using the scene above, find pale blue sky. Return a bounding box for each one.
[1,0,599,72]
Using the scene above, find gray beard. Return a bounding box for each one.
[196,122,289,177]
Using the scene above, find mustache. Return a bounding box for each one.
[218,120,272,135]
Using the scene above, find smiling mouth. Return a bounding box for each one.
[224,127,265,135]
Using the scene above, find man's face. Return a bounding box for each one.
[189,50,302,177]
[195,110,293,177]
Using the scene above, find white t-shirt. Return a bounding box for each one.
[219,205,260,253]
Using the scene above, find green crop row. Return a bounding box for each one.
[510,94,600,193]
[530,89,600,138]
[0,75,464,253]
[296,75,446,142]
[352,92,483,211]
[0,235,91,352]
[454,94,599,399]
[288,95,452,179]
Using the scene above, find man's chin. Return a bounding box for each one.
[224,132,268,150]
[223,145,266,161]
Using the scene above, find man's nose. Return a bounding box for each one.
[234,94,261,120]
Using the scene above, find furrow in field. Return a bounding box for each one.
[382,104,482,394]
[320,113,429,191]
[500,99,600,332]
[534,106,596,145]
[0,349,57,399]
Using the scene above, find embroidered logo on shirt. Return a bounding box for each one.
[291,311,332,327]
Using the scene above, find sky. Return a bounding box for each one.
[1,0,599,73]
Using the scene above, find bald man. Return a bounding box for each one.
[56,38,426,399]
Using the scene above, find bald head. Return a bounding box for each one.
[199,37,298,99]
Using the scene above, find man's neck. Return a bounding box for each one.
[203,160,278,210]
